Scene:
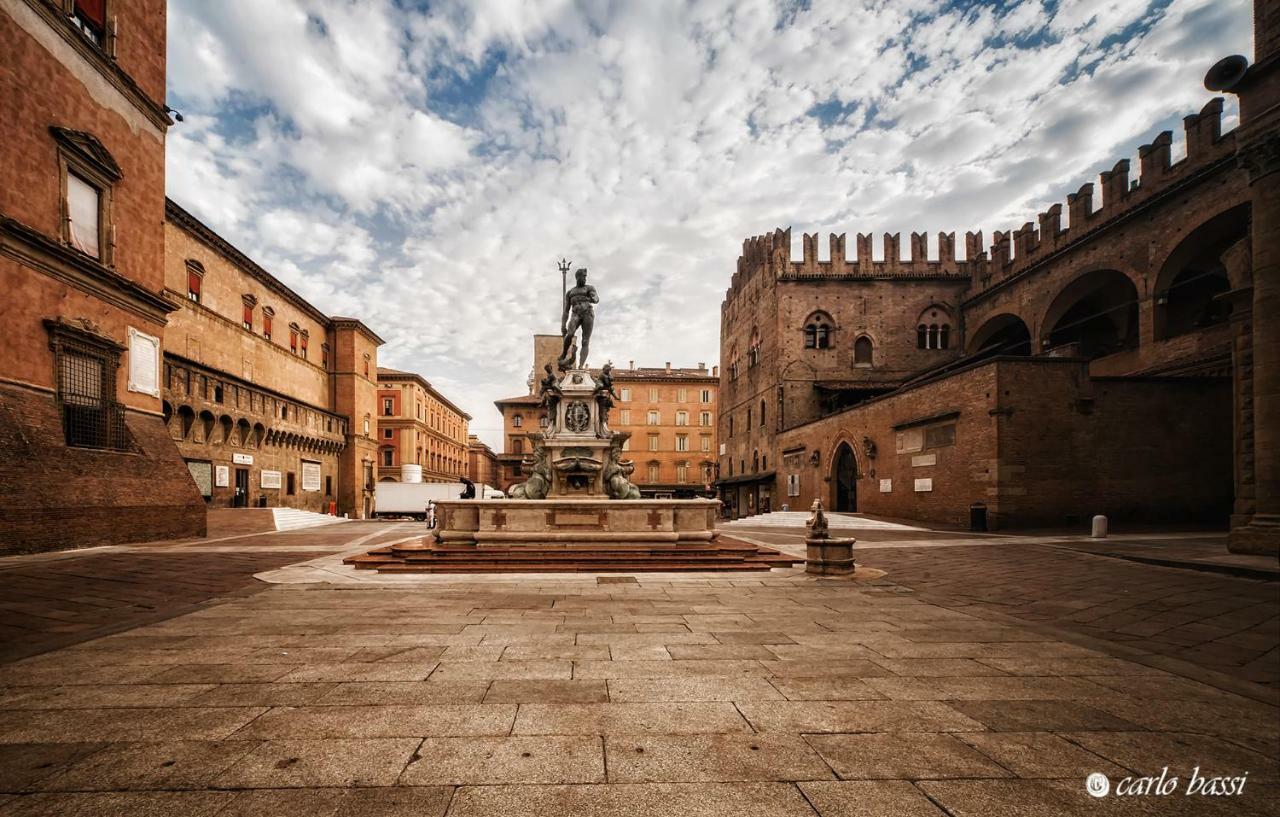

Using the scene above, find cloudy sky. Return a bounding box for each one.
[165,0,1252,449]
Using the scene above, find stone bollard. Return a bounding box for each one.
[804,499,856,575]
[1091,515,1108,539]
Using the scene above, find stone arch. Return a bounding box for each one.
[853,334,874,367]
[915,303,954,350]
[176,405,195,441]
[1153,203,1250,340]
[802,310,835,349]
[968,313,1033,359]
[830,439,859,513]
[1040,269,1140,359]
[197,410,215,444]
[253,423,266,449]
[236,418,251,447]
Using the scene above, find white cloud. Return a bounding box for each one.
[165,0,1254,451]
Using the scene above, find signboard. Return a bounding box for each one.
[912,453,937,467]
[261,470,282,489]
[301,461,321,492]
[215,465,230,487]
[186,460,212,498]
[127,327,160,397]
[879,479,892,493]
[914,478,933,493]
[233,453,254,465]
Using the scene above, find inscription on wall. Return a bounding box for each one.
[914,478,933,492]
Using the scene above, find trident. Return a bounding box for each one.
[557,257,572,335]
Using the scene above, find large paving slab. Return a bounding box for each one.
[0,520,1276,815]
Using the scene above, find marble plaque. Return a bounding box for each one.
[912,453,937,467]
[879,479,892,493]
[914,478,933,492]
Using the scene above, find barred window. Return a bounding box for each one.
[47,321,132,451]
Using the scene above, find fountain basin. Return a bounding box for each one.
[433,498,720,546]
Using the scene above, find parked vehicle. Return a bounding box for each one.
[374,482,503,519]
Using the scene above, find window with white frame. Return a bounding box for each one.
[675,410,688,426]
[647,410,659,425]
[676,434,688,452]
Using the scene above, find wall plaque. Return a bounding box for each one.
[233,453,254,465]
[879,479,892,493]
[914,478,933,492]
[261,470,282,489]
[127,327,160,397]
[187,460,212,498]
[301,461,321,492]
[215,465,230,487]
[912,453,937,467]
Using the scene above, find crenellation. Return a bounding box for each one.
[964,231,985,263]
[801,231,818,272]
[938,232,956,266]
[1184,97,1224,158]
[1101,159,1131,210]
[1067,182,1094,230]
[990,230,1011,270]
[1038,204,1062,252]
[856,233,874,271]
[1139,131,1173,184]
[1013,221,1038,261]
[830,233,847,269]
[910,232,928,264]
[883,232,901,268]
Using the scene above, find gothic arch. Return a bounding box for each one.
[968,313,1033,359]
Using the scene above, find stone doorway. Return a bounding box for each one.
[832,442,857,512]
[233,468,249,508]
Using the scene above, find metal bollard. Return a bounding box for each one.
[1091,515,1108,539]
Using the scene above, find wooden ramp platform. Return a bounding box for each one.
[343,537,801,573]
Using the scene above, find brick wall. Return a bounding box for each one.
[0,383,205,555]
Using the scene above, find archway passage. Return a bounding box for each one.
[832,443,857,513]
[1155,204,1249,339]
[1043,270,1139,360]
[968,314,1032,360]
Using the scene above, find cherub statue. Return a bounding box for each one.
[594,361,620,438]
[806,498,829,539]
[510,445,551,499]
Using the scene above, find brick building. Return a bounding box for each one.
[718,5,1278,556]
[0,0,205,553]
[466,434,500,489]
[494,335,720,497]
[163,201,384,518]
[375,367,470,483]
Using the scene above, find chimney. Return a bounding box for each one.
[712,365,719,377]
[698,362,706,370]
[628,360,634,369]
[665,362,671,372]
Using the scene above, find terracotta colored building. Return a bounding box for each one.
[494,335,720,497]
[467,434,500,489]
[718,5,1278,556]
[0,0,205,553]
[375,367,470,483]
[160,201,383,517]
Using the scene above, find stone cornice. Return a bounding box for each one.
[1,214,173,322]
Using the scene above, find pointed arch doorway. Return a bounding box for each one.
[832,442,858,513]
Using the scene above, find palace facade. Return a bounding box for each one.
[375,367,471,483]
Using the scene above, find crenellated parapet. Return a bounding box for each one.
[725,96,1242,310]
[969,96,1238,293]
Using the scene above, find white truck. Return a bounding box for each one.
[374,482,504,519]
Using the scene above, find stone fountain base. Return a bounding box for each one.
[432,498,720,546]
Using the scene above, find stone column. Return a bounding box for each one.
[1231,134,1280,555]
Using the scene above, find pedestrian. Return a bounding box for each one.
[426,500,436,528]
[460,477,476,499]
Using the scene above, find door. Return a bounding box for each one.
[832,443,857,512]
[233,468,249,507]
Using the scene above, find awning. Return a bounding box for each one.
[714,471,776,487]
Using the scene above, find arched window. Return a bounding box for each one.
[747,407,752,429]
[747,328,761,366]
[916,305,953,350]
[803,312,833,349]
[752,450,759,472]
[853,336,873,367]
[728,416,734,437]
[759,399,765,428]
